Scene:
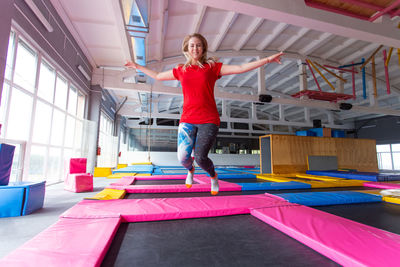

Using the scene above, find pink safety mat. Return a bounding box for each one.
[62,194,294,222]
[109,176,136,186]
[135,174,207,180]
[107,175,242,193]
[0,217,121,267]
[363,181,400,189]
[251,205,400,266]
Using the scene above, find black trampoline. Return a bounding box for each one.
[101,215,339,267]
[316,202,400,234]
[94,173,400,267]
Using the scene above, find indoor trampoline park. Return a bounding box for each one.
[2,0,400,267]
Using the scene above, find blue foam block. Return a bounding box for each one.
[306,170,378,181]
[309,128,325,137]
[0,187,25,217]
[237,181,311,191]
[331,130,345,138]
[113,165,154,174]
[3,181,46,216]
[20,181,46,215]
[217,173,256,179]
[0,143,15,185]
[276,191,382,206]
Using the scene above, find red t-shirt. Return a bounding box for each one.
[173,62,222,126]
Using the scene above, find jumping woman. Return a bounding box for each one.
[125,33,283,195]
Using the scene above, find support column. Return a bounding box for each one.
[88,85,103,172]
[336,72,344,94]
[304,107,311,124]
[0,0,13,102]
[326,111,334,125]
[279,104,285,121]
[251,102,257,120]
[367,67,376,107]
[221,99,228,120]
[257,62,266,95]
[299,60,307,92]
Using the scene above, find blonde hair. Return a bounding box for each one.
[181,33,217,70]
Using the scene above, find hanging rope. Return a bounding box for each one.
[147,85,153,162]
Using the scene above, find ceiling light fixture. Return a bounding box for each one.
[24,0,54,32]
[77,65,91,81]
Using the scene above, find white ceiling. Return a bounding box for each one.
[50,0,400,140]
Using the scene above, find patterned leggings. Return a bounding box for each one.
[177,123,219,177]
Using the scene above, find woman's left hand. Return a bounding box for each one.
[268,52,284,64]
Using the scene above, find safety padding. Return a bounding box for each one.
[383,196,400,205]
[256,174,293,182]
[61,194,293,221]
[112,164,154,174]
[85,188,126,200]
[69,158,87,174]
[107,172,136,179]
[251,205,400,267]
[0,217,122,267]
[116,164,128,169]
[275,191,382,206]
[296,173,343,181]
[217,173,256,179]
[131,162,152,165]
[307,170,400,182]
[237,181,311,191]
[0,181,45,217]
[64,173,93,193]
[363,181,400,189]
[290,179,365,188]
[0,187,24,217]
[0,143,15,185]
[94,167,112,177]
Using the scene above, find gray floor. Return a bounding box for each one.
[0,177,112,259]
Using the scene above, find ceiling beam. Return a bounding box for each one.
[191,5,207,33]
[182,0,400,48]
[233,17,264,51]
[93,68,400,117]
[209,11,238,52]
[256,22,288,51]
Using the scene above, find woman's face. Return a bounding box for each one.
[188,37,203,61]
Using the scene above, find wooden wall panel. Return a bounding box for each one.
[260,135,378,174]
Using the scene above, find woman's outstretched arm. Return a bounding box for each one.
[220,52,283,76]
[125,61,176,81]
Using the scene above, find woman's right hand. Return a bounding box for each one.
[125,61,138,69]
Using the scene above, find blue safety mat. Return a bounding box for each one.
[216,173,257,179]
[276,191,382,206]
[306,170,400,182]
[0,143,15,185]
[237,181,311,191]
[113,165,154,174]
[0,181,45,217]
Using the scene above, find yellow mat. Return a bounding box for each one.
[116,164,128,169]
[94,167,113,177]
[85,188,126,200]
[294,179,365,188]
[107,173,136,179]
[258,173,364,188]
[383,196,400,205]
[295,173,343,181]
[131,162,152,165]
[256,174,293,182]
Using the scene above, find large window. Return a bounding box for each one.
[97,112,118,167]
[0,29,88,184]
[377,144,400,171]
